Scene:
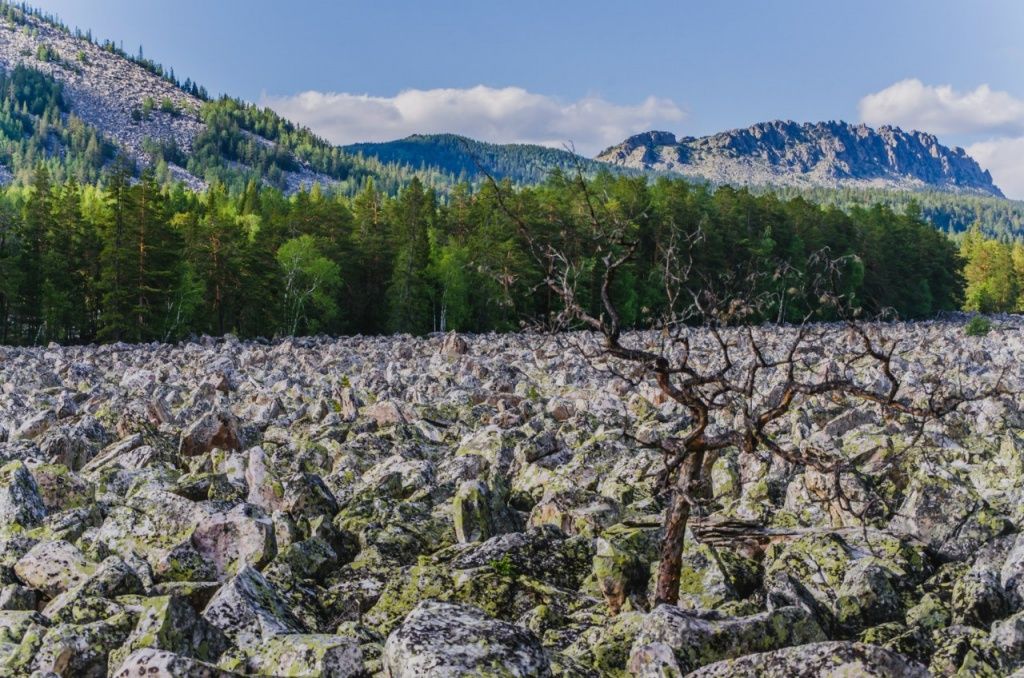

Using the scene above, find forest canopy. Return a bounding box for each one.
[0,167,973,346]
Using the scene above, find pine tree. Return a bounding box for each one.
[13,164,51,343]
[98,160,135,342]
[386,178,434,334]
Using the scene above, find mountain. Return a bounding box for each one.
[342,133,622,185]
[596,121,1003,197]
[0,3,1020,238]
[0,2,378,192]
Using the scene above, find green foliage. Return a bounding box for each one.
[344,134,624,186]
[34,43,56,63]
[489,555,517,577]
[0,164,972,346]
[964,316,991,337]
[958,226,1024,312]
[767,185,1024,240]
[0,65,112,184]
[276,234,342,335]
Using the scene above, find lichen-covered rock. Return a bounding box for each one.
[592,533,648,614]
[562,610,645,676]
[245,633,366,677]
[452,479,494,543]
[952,570,1008,628]
[0,320,1023,672]
[191,503,277,580]
[31,612,134,677]
[677,542,760,612]
[628,605,826,675]
[201,565,305,648]
[683,641,929,677]
[889,471,1012,563]
[992,609,1024,671]
[179,410,241,457]
[929,624,1007,676]
[0,460,47,529]
[0,609,46,645]
[28,463,94,513]
[382,600,551,677]
[763,531,923,635]
[14,539,93,598]
[107,594,228,669]
[111,648,242,677]
[834,559,904,632]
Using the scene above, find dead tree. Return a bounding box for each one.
[475,155,1008,607]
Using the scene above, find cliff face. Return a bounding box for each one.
[597,120,1003,197]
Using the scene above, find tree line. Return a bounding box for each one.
[0,166,971,346]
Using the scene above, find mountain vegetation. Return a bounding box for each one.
[343,134,622,186]
[0,2,1016,349]
[0,168,966,345]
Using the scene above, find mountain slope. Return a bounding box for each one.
[0,3,370,191]
[342,133,624,184]
[597,121,1003,197]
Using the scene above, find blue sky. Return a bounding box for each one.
[29,0,1024,196]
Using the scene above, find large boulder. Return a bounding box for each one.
[191,503,277,580]
[111,648,242,677]
[14,540,94,599]
[683,641,929,677]
[0,460,46,529]
[201,565,305,648]
[383,600,550,677]
[108,594,229,669]
[628,605,826,675]
[179,411,241,457]
[244,634,365,677]
[888,471,1011,562]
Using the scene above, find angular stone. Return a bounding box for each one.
[628,605,826,675]
[246,633,365,677]
[683,641,929,677]
[179,410,241,457]
[191,503,277,580]
[0,460,47,529]
[111,648,243,678]
[14,540,94,598]
[383,600,550,677]
[108,594,229,669]
[452,479,494,543]
[201,565,305,648]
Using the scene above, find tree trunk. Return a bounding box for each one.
[654,447,705,605]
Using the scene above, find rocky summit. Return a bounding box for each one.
[596,121,1004,197]
[1,321,1024,676]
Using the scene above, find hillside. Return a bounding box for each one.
[0,2,375,192]
[596,121,1003,197]
[343,133,628,185]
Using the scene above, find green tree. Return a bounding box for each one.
[386,178,433,333]
[276,234,342,335]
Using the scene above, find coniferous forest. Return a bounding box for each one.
[0,163,967,346]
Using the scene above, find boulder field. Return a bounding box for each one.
[1,320,1023,676]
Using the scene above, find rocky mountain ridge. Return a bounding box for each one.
[596,121,1004,197]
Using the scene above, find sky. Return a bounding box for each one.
[27,0,1024,198]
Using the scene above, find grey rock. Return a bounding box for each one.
[383,600,550,677]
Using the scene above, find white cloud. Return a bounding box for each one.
[260,85,685,156]
[967,137,1024,201]
[859,79,1024,199]
[858,79,1024,136]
